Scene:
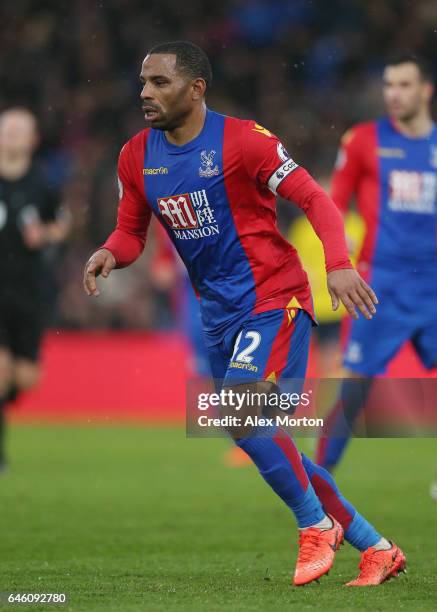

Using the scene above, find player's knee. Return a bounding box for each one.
[219,381,276,440]
[14,360,40,392]
[225,417,253,440]
[0,349,14,396]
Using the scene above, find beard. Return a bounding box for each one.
[388,99,422,123]
[146,106,192,132]
[392,107,417,122]
[143,83,193,131]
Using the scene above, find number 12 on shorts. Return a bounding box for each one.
[231,331,261,364]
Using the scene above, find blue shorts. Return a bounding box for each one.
[343,271,437,376]
[206,308,311,388]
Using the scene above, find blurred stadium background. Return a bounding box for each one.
[1,0,436,418]
[1,2,437,610]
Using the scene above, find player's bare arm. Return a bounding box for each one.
[83,248,116,297]
[327,268,378,320]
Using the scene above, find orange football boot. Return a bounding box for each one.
[345,542,406,586]
[293,516,344,586]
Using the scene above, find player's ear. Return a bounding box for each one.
[191,78,207,101]
[31,127,40,152]
[423,81,434,103]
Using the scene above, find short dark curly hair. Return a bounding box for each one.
[385,52,433,82]
[147,41,213,90]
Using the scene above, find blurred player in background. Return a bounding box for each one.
[84,42,406,586]
[0,108,69,471]
[316,54,437,475]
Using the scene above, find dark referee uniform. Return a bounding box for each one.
[0,164,60,361]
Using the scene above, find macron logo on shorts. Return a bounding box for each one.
[268,159,299,194]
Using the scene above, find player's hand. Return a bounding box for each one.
[327,268,378,320]
[83,249,116,297]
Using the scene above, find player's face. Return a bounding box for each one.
[383,63,432,121]
[0,111,38,156]
[139,54,197,130]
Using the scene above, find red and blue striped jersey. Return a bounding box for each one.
[332,117,437,281]
[104,109,351,345]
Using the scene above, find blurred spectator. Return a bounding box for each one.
[0,0,435,330]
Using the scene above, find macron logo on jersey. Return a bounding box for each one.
[143,167,169,175]
[157,189,220,240]
[252,123,272,138]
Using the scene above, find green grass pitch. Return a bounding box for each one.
[1,425,437,611]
